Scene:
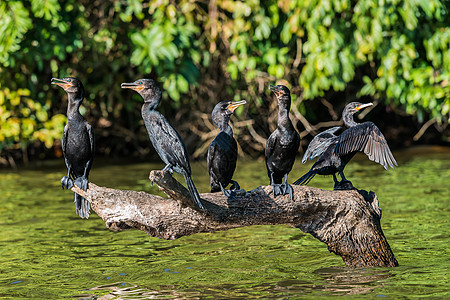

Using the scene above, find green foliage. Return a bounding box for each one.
[0,0,448,159]
[129,1,201,101]
[0,86,66,151]
[0,1,32,66]
[351,0,450,123]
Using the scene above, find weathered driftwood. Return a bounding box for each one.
[71,170,398,268]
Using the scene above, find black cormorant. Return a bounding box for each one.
[294,102,397,189]
[207,100,246,198]
[51,77,94,219]
[121,79,204,210]
[265,85,300,198]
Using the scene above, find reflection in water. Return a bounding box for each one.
[80,282,183,299]
[311,267,392,295]
[79,267,393,299]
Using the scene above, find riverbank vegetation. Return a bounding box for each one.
[0,0,448,166]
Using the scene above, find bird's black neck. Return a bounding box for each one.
[277,102,294,131]
[141,102,159,118]
[216,116,233,136]
[141,92,162,118]
[66,92,83,120]
[343,112,358,128]
[140,91,161,111]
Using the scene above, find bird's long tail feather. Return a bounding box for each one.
[293,170,317,185]
[74,193,90,219]
[184,175,205,210]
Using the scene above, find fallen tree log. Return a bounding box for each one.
[71,170,398,268]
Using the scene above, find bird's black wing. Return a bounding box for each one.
[334,122,397,170]
[207,132,237,181]
[155,118,191,174]
[302,127,341,163]
[87,123,95,154]
[264,131,277,166]
[86,122,95,175]
[207,137,220,179]
[62,124,70,168]
[206,138,215,174]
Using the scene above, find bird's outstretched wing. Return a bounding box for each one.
[334,122,397,170]
[302,127,341,163]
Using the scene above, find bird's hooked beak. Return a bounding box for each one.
[269,85,285,97]
[227,100,247,112]
[355,103,373,111]
[121,82,144,92]
[51,78,72,89]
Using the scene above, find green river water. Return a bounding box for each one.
[1,146,449,299]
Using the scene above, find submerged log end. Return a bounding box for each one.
[70,171,398,268]
[318,190,398,267]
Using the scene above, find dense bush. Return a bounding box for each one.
[0,0,448,163]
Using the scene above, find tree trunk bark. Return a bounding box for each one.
[71,170,398,268]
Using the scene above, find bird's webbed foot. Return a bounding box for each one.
[221,188,235,199]
[334,180,355,191]
[271,183,283,198]
[61,176,74,190]
[280,181,294,199]
[271,174,293,199]
[230,180,240,191]
[271,183,294,199]
[161,164,174,175]
[219,182,236,200]
[74,176,89,191]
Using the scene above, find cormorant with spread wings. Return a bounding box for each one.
[294,102,397,190]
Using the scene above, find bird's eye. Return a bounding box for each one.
[139,82,143,85]
[67,79,71,82]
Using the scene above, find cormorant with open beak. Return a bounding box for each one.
[207,100,246,198]
[265,85,300,199]
[294,102,397,189]
[51,77,94,218]
[121,79,204,210]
